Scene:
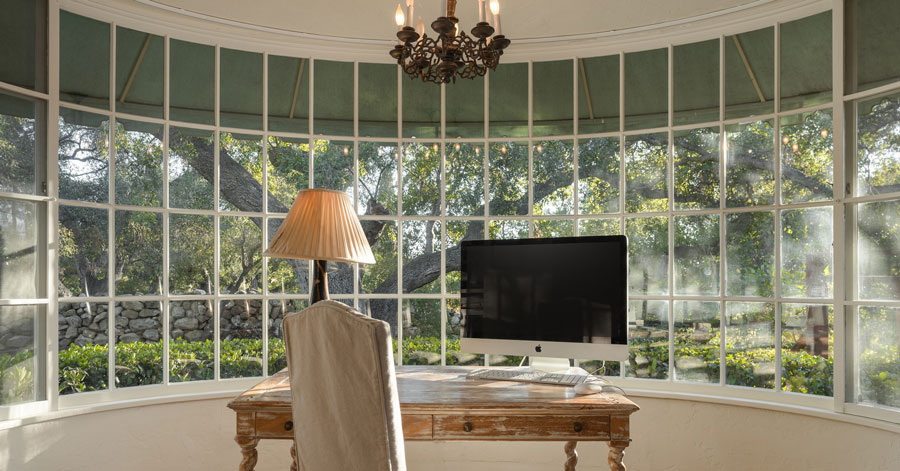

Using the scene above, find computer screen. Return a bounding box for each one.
[460,235,628,360]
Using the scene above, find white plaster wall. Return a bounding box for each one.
[1,396,898,471]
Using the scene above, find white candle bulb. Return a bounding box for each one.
[417,17,425,37]
[478,0,485,22]
[489,0,500,15]
[407,0,414,27]
[395,3,405,27]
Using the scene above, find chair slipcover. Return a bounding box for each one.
[283,300,406,471]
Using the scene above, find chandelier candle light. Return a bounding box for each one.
[390,0,510,84]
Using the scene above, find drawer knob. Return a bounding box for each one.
[573,422,584,433]
[284,421,294,431]
[463,422,473,432]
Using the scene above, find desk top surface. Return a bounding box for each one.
[228,366,639,415]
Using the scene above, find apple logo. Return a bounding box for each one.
[535,344,542,353]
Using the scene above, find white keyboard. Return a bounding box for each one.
[466,368,603,386]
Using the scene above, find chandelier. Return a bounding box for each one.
[390,0,510,84]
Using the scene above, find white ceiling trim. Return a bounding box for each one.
[61,0,831,63]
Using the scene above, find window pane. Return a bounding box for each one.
[725,27,774,119]
[169,299,214,382]
[169,127,214,210]
[446,76,484,138]
[626,216,668,295]
[446,143,485,216]
[60,11,109,109]
[220,133,263,212]
[267,299,307,373]
[627,300,668,379]
[533,60,573,136]
[857,306,900,408]
[674,39,719,125]
[675,214,720,296]
[359,63,397,138]
[358,142,398,215]
[578,218,620,236]
[488,142,528,216]
[858,199,900,300]
[725,301,775,389]
[314,60,353,136]
[402,299,441,366]
[268,55,309,134]
[115,210,162,296]
[578,55,619,134]
[782,304,833,397]
[266,218,309,295]
[534,219,574,238]
[625,133,668,213]
[59,205,108,297]
[726,211,774,297]
[59,107,109,203]
[857,92,900,196]
[115,300,162,387]
[445,220,484,294]
[220,216,262,295]
[402,78,440,139]
[780,12,832,111]
[447,298,483,366]
[489,63,527,138]
[359,298,398,335]
[781,110,833,203]
[578,137,619,214]
[0,91,38,195]
[726,119,775,207]
[359,221,397,294]
[0,305,38,404]
[402,220,441,294]
[220,299,263,379]
[533,140,574,215]
[489,219,529,240]
[170,39,214,125]
[58,302,108,395]
[267,136,309,212]
[313,140,354,198]
[625,48,667,130]
[402,142,440,216]
[0,0,44,91]
[169,214,214,295]
[854,0,900,92]
[0,198,38,299]
[674,301,720,383]
[220,49,262,130]
[115,27,163,118]
[674,127,720,210]
[115,119,163,207]
[781,207,833,298]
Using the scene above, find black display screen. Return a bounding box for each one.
[461,236,627,345]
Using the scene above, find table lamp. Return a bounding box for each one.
[264,189,375,303]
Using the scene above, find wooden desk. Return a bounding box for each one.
[227,366,639,471]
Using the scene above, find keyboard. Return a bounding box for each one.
[466,368,604,386]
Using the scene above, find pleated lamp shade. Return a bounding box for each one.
[264,189,375,265]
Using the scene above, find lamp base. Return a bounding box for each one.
[312,259,329,304]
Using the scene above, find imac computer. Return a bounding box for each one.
[460,235,628,372]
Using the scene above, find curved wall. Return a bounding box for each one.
[2,395,898,470]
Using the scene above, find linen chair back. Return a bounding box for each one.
[283,300,406,471]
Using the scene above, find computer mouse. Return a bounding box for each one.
[573,381,607,395]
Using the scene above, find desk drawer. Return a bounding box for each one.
[256,412,294,438]
[402,414,433,439]
[433,415,610,441]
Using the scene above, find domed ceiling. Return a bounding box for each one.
[146,0,769,42]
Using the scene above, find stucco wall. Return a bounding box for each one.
[2,394,898,470]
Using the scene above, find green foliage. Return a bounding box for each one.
[0,350,34,405]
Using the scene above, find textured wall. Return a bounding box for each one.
[2,395,898,470]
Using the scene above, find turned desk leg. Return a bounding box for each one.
[235,436,259,471]
[564,441,578,470]
[290,443,299,471]
[607,441,629,471]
